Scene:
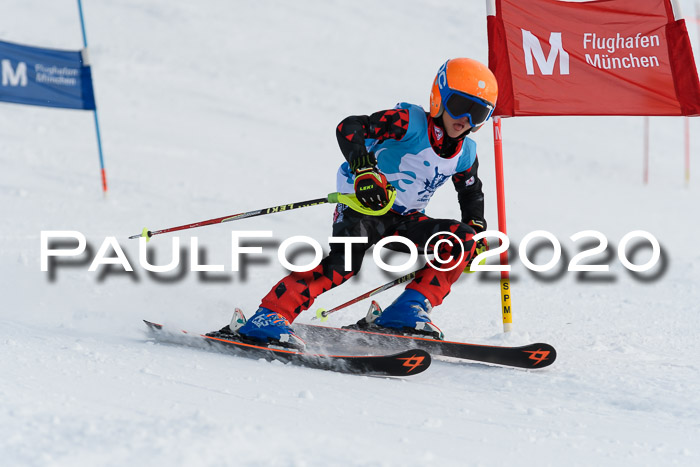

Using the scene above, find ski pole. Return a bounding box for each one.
[129,190,396,242]
[314,271,416,322]
[312,242,488,321]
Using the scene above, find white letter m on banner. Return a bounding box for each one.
[521,30,569,76]
[2,60,27,86]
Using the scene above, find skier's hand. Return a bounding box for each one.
[349,151,378,173]
[475,238,489,254]
[353,167,395,211]
[464,237,489,273]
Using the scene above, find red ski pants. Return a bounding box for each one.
[259,206,476,323]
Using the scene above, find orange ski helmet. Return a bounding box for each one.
[430,58,498,129]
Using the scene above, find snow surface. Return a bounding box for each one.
[2,0,700,465]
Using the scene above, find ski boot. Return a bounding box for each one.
[358,289,444,340]
[211,307,305,350]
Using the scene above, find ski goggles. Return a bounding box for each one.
[442,89,494,127]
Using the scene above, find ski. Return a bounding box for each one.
[294,322,556,369]
[143,320,431,377]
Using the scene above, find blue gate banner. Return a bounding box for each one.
[0,39,95,110]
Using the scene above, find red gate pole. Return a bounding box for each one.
[492,117,512,332]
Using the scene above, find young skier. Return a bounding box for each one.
[223,58,497,349]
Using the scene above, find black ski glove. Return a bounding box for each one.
[353,167,394,211]
[465,237,489,273]
[464,220,488,273]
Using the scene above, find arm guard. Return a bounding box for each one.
[452,156,486,232]
[336,108,409,172]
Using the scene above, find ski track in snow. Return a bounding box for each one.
[1,0,700,465]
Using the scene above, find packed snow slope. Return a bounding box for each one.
[1,0,699,466]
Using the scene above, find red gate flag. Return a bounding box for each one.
[487,0,700,116]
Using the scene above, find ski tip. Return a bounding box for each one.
[143,320,163,331]
[391,349,431,376]
[523,343,557,368]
